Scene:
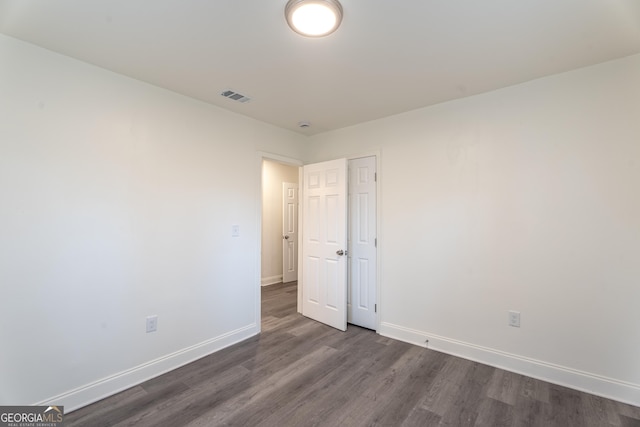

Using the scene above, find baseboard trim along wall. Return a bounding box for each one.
[261,275,283,286]
[37,323,259,412]
[379,322,640,407]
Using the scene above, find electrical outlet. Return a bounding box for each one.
[146,315,158,333]
[508,310,521,328]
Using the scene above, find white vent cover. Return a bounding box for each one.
[220,90,251,103]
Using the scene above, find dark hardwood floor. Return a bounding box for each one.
[67,282,640,426]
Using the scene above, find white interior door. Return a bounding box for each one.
[348,156,377,330]
[282,182,298,283]
[302,159,348,331]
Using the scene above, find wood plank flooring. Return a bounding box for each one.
[66,282,640,426]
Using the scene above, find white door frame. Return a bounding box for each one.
[257,152,303,331]
[297,151,381,332]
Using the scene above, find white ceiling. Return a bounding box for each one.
[1,0,639,135]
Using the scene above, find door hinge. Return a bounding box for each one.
[375,304,377,313]
[375,238,377,248]
[374,172,377,182]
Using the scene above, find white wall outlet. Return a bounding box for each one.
[231,225,240,237]
[146,315,158,333]
[508,310,521,328]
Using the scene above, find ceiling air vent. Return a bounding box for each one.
[220,89,251,103]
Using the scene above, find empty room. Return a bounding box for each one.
[1,1,639,426]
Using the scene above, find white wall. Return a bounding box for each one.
[306,54,640,406]
[261,160,299,285]
[0,34,305,409]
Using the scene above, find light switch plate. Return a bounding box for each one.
[508,310,521,328]
[146,315,158,333]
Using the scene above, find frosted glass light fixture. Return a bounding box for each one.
[285,0,343,37]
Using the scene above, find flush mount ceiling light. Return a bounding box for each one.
[285,0,343,37]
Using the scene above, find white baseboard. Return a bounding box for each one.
[37,323,259,412]
[261,275,283,286]
[379,321,640,407]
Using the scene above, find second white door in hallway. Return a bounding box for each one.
[282,182,298,283]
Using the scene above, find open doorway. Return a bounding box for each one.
[258,153,379,334]
[260,156,301,326]
[261,159,300,286]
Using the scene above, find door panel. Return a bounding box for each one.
[307,256,320,303]
[326,259,339,308]
[348,156,377,330]
[302,159,347,331]
[356,258,369,307]
[282,182,298,283]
